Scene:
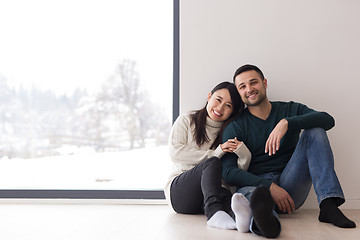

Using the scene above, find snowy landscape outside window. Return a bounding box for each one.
[0,0,173,191]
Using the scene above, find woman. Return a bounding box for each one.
[164,82,252,231]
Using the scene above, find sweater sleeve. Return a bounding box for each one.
[168,115,225,165]
[233,142,251,171]
[285,102,335,131]
[221,122,273,188]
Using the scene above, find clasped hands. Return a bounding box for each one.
[221,137,242,153]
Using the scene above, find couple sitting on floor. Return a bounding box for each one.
[164,64,356,238]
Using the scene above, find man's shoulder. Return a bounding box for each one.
[226,109,251,130]
[232,108,251,122]
[239,107,251,117]
[271,100,297,105]
[271,101,306,110]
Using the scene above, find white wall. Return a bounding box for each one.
[179,0,360,208]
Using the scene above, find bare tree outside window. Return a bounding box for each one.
[76,59,169,152]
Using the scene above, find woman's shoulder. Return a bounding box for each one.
[173,113,193,126]
[176,113,192,121]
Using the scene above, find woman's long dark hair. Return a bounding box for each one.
[189,82,244,149]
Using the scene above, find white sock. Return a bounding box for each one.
[231,193,252,232]
[207,210,236,230]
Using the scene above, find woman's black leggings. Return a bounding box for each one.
[170,156,233,220]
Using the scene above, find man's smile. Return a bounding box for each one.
[247,91,258,100]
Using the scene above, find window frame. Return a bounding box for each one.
[0,0,179,200]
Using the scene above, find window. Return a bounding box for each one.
[0,0,178,198]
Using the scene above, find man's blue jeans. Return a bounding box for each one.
[237,128,345,234]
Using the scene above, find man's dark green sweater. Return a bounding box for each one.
[221,101,335,188]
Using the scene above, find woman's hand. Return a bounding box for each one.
[221,137,242,153]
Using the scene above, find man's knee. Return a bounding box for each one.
[302,128,328,142]
[303,127,326,135]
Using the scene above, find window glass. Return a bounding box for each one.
[0,0,173,190]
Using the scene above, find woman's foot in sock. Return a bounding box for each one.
[250,186,281,238]
[231,193,252,232]
[207,210,237,230]
[319,198,356,228]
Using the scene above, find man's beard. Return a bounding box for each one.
[243,91,266,107]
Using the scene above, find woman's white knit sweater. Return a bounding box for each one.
[164,113,251,203]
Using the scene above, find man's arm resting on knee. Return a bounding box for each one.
[285,102,335,131]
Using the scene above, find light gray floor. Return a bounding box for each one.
[0,203,358,240]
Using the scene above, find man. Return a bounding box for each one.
[221,64,356,238]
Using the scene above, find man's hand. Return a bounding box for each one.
[269,183,295,214]
[265,119,288,156]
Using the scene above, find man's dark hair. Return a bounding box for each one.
[233,64,265,83]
